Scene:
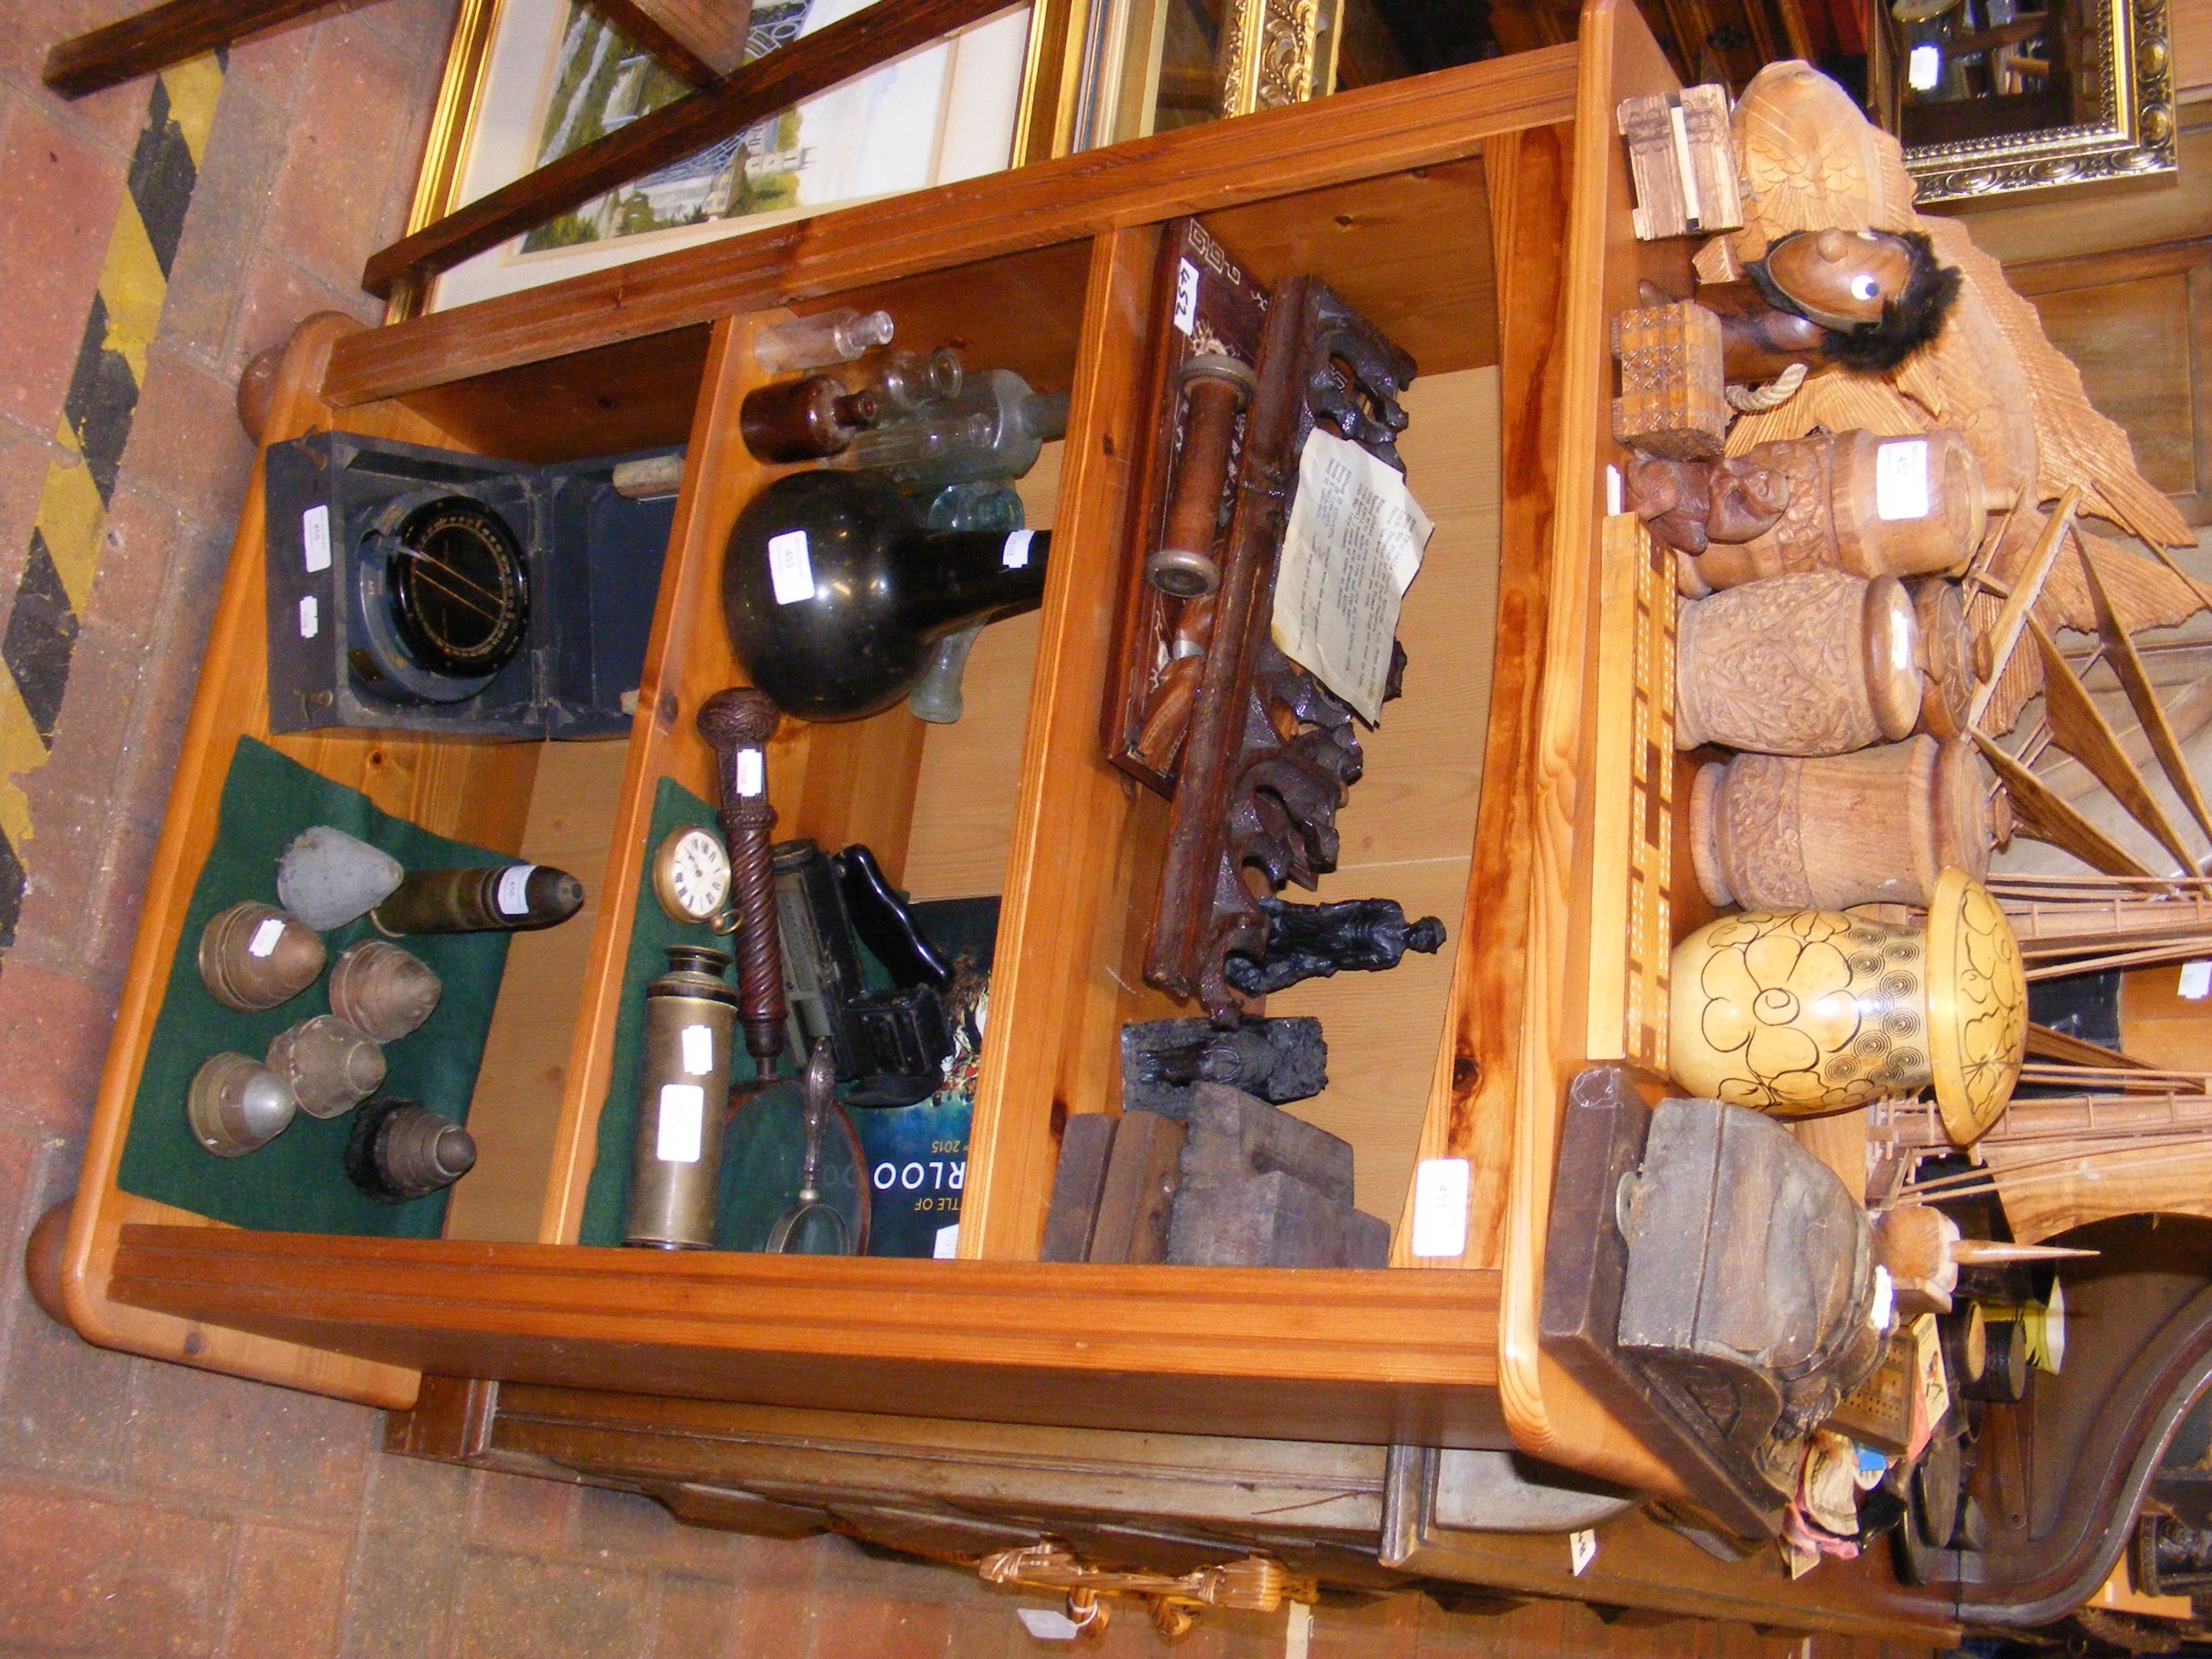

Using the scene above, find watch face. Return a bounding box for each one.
[655,827,730,921]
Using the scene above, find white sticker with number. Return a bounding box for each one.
[1409,1158,1470,1258]
[768,529,816,604]
[735,748,763,797]
[1172,258,1200,334]
[2181,959,2211,999]
[1570,1528,1598,1575]
[247,917,286,959]
[933,1224,960,1260]
[302,504,332,572]
[1016,1608,1082,1641]
[1002,529,1033,570]
[657,1084,705,1163]
[1876,438,1931,521]
[680,1023,715,1077]
[495,865,536,916]
[298,595,319,639]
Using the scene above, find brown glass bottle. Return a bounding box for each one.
[369,864,584,935]
[740,376,881,463]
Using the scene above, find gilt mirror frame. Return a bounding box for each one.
[1869,0,2176,203]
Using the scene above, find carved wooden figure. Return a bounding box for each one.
[1144,275,1416,1025]
[1690,733,2000,910]
[1221,896,1445,996]
[1674,570,1922,755]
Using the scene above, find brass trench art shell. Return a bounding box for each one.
[187,1051,300,1157]
[197,902,326,1012]
[327,940,442,1042]
[265,1015,386,1119]
[1669,869,2027,1143]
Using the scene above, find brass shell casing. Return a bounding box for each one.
[624,947,740,1250]
[344,1098,477,1202]
[327,940,443,1042]
[369,865,584,935]
[266,1015,386,1119]
[197,902,326,1012]
[187,1051,299,1157]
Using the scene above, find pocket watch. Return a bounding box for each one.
[651,825,732,925]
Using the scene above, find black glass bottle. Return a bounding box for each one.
[722,470,1050,722]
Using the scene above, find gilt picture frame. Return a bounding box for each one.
[404,0,1046,316]
[1868,0,2175,203]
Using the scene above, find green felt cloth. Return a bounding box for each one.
[117,737,514,1237]
[580,776,731,1248]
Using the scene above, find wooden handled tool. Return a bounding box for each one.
[697,687,786,1077]
[1146,355,1257,598]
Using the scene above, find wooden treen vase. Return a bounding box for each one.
[1676,430,1992,595]
[1675,571,1922,754]
[1669,869,2028,1144]
[1690,733,1993,910]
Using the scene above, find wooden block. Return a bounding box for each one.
[1176,1083,1354,1205]
[1088,1111,1184,1265]
[1618,86,1743,240]
[1168,1168,1366,1267]
[1611,301,1727,462]
[1040,1114,1118,1263]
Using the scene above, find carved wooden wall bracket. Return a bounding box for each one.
[1141,275,1416,1025]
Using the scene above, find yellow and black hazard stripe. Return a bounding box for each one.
[0,55,224,950]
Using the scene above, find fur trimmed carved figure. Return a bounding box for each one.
[1700,228,1962,381]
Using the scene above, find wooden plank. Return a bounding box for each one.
[2079,536,2212,857]
[41,0,331,97]
[1495,0,1690,1500]
[362,0,1031,300]
[108,1224,1515,1448]
[597,0,755,84]
[1389,127,1569,1278]
[325,47,1582,405]
[55,314,468,1409]
[960,226,1167,1260]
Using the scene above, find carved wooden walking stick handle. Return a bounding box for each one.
[697,687,786,1077]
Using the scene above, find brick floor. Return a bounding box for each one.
[0,7,1939,1659]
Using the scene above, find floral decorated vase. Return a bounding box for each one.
[1668,867,2028,1145]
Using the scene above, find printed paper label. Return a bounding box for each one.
[657,1084,705,1163]
[1172,258,1200,334]
[302,504,331,573]
[2181,959,2211,999]
[1409,1158,1471,1259]
[1001,529,1034,570]
[735,748,764,797]
[1876,439,1931,521]
[1017,1608,1083,1641]
[298,595,319,639]
[1570,1528,1598,1576]
[495,864,536,916]
[1273,429,1434,723]
[933,1223,961,1260]
[767,529,816,604]
[247,917,286,959]
[680,1023,715,1077]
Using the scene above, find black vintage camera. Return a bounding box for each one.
[263,432,675,739]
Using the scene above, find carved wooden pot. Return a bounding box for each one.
[1677,429,1991,594]
[1675,571,1921,754]
[1911,579,1975,741]
[1690,734,1992,911]
[1668,869,2028,1142]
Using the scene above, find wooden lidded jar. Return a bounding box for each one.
[1676,571,1922,755]
[1690,734,1993,911]
[1912,579,1976,741]
[1668,868,2028,1143]
[1679,429,1992,594]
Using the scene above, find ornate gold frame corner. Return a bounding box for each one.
[1879,0,2177,204]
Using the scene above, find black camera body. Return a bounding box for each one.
[263,432,674,739]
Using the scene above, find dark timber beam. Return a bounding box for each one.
[593,0,756,86]
[361,0,1018,302]
[44,0,353,98]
